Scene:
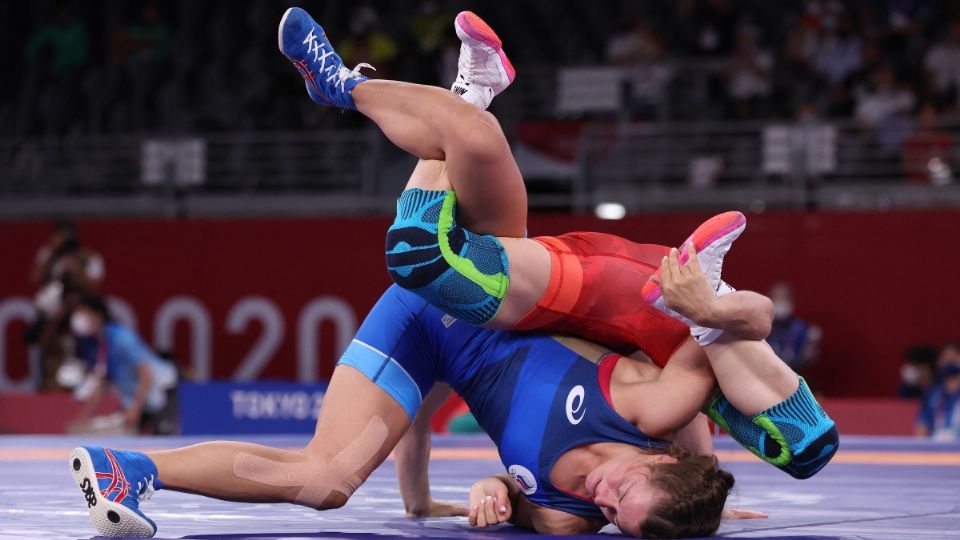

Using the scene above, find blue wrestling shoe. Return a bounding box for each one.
[278,7,372,110]
[70,446,161,537]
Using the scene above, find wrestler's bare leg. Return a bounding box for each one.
[148,366,410,509]
[353,82,526,238]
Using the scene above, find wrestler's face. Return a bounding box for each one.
[585,453,675,536]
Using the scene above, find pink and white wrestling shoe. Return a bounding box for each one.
[451,11,516,110]
[641,211,746,345]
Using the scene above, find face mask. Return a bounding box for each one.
[773,300,794,320]
[900,364,919,385]
[71,311,97,337]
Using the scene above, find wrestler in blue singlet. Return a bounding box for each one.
[338,285,669,518]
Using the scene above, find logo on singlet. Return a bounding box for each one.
[508,464,538,495]
[565,385,586,425]
[441,314,457,328]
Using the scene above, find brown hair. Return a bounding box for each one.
[637,447,734,539]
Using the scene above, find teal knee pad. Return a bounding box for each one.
[708,378,838,479]
[385,189,509,325]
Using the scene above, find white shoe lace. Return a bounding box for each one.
[457,44,477,82]
[136,474,158,503]
[328,63,375,93]
[457,42,494,85]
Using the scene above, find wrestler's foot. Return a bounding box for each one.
[70,446,161,537]
[640,211,746,345]
[278,7,372,110]
[451,11,516,110]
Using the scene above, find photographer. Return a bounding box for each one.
[69,294,178,435]
[26,220,106,390]
[30,220,104,293]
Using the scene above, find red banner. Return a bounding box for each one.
[2,210,957,396]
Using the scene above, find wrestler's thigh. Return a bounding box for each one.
[404,158,527,238]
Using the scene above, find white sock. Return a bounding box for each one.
[451,78,495,110]
[690,280,737,346]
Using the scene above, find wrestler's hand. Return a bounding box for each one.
[468,477,512,527]
[407,499,470,518]
[651,242,718,326]
[722,508,768,520]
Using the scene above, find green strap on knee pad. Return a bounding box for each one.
[707,393,793,466]
[436,192,509,299]
[708,378,838,478]
[386,189,510,325]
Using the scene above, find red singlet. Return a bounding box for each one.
[511,232,689,367]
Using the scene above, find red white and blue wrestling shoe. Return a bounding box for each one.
[640,211,746,345]
[70,446,161,537]
[451,11,516,110]
[278,7,372,110]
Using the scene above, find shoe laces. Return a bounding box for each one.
[135,474,158,503]
[693,244,726,290]
[457,42,491,84]
[328,63,375,93]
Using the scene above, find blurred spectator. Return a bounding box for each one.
[606,18,673,119]
[125,2,171,62]
[774,26,822,116]
[30,220,104,295]
[766,282,821,371]
[916,363,960,440]
[338,6,399,79]
[122,2,173,130]
[854,63,915,128]
[23,2,89,77]
[924,21,960,109]
[680,0,740,57]
[938,341,960,372]
[20,2,90,134]
[607,17,660,65]
[901,103,955,184]
[803,12,863,88]
[854,63,916,151]
[877,0,928,65]
[25,221,105,390]
[898,345,938,399]
[407,0,453,85]
[69,295,179,435]
[725,25,772,118]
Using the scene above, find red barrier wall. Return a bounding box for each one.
[1,210,957,396]
[0,392,119,434]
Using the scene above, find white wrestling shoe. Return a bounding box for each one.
[451,11,515,110]
[641,211,746,346]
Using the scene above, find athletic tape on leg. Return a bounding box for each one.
[233,416,389,507]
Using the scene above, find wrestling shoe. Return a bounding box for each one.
[451,11,516,110]
[70,446,161,537]
[640,211,746,345]
[278,7,372,110]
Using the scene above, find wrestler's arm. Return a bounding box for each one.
[653,245,773,340]
[672,413,714,456]
[701,290,774,341]
[394,383,468,518]
[468,474,605,534]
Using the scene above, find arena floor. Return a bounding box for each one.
[0,434,957,539]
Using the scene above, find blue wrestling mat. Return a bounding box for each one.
[0,434,957,539]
